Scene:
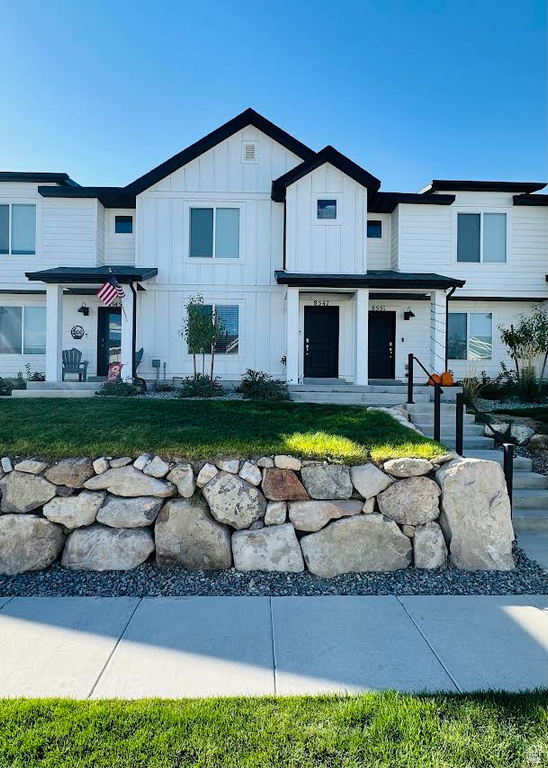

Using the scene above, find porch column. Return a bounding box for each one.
[430,289,446,373]
[45,284,63,382]
[355,288,369,385]
[121,286,134,378]
[286,287,299,384]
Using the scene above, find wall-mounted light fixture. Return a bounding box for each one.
[77,303,90,317]
[403,308,415,321]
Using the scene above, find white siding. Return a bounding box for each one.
[96,202,105,265]
[104,208,136,265]
[367,213,391,269]
[285,164,367,274]
[390,207,399,270]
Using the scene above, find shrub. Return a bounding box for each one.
[0,377,24,396]
[236,369,290,401]
[177,374,224,399]
[97,378,144,397]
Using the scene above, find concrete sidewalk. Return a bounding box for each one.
[0,595,546,698]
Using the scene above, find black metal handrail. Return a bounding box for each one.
[407,353,444,442]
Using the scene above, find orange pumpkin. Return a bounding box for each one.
[428,373,442,387]
[440,371,454,386]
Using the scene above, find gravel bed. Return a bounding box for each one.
[135,392,243,401]
[476,396,548,412]
[0,545,545,598]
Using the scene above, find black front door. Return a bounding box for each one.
[97,307,122,376]
[304,306,339,378]
[368,311,396,379]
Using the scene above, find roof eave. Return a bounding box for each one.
[275,270,465,290]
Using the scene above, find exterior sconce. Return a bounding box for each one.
[403,309,415,321]
[78,303,90,317]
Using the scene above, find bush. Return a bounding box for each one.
[97,378,144,397]
[0,373,26,396]
[177,374,224,399]
[236,369,290,401]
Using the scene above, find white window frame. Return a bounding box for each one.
[454,210,509,264]
[0,304,46,355]
[0,203,37,256]
[184,299,243,359]
[367,219,383,239]
[114,214,133,235]
[312,194,341,225]
[186,204,244,261]
[448,310,493,361]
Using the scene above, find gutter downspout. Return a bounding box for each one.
[445,286,457,371]
[130,282,137,379]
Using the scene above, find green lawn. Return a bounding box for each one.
[0,694,545,767]
[0,399,445,463]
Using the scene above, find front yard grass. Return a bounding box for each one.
[0,398,444,463]
[0,692,546,767]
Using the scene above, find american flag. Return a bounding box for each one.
[97,275,125,306]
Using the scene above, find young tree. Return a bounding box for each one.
[181,296,225,385]
[499,305,548,396]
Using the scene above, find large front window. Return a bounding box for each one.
[0,306,46,354]
[187,304,240,355]
[457,212,507,263]
[189,207,240,259]
[448,312,492,360]
[0,204,37,255]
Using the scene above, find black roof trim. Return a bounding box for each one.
[125,108,315,196]
[421,180,546,194]
[0,172,79,186]
[514,194,548,207]
[275,270,465,290]
[451,295,548,302]
[38,186,136,208]
[368,192,455,213]
[272,146,381,202]
[26,266,157,284]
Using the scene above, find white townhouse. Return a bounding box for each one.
[1,108,547,389]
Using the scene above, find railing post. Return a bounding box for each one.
[433,383,442,442]
[503,442,514,518]
[455,392,464,456]
[407,353,414,404]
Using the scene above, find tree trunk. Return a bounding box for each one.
[192,353,197,377]
[210,344,216,384]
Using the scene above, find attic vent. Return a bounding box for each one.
[242,141,258,163]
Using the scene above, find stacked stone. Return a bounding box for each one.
[0,451,515,576]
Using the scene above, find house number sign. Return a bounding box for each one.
[370,305,387,312]
[313,299,330,306]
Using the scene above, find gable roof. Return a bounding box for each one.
[0,172,79,186]
[125,108,315,195]
[38,186,136,208]
[420,179,546,194]
[272,145,381,202]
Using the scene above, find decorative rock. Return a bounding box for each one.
[232,523,304,572]
[155,498,231,569]
[43,491,105,529]
[1,457,13,473]
[196,463,218,488]
[143,455,170,478]
[0,471,57,513]
[414,521,447,569]
[45,458,94,488]
[133,453,151,471]
[510,424,534,445]
[203,471,266,529]
[435,453,457,465]
[84,466,175,498]
[350,463,393,498]
[402,525,415,538]
[0,515,65,575]
[14,459,48,475]
[97,496,163,528]
[239,461,262,486]
[167,464,195,498]
[274,455,301,471]
[109,457,132,469]
[56,485,75,497]
[301,464,353,499]
[62,525,154,571]
[264,501,287,525]
[300,515,412,577]
[257,456,274,468]
[288,499,363,532]
[485,422,509,438]
[249,519,264,530]
[262,469,308,501]
[383,458,433,478]
[436,458,514,570]
[93,457,109,475]
[362,497,375,514]
[377,477,441,526]
[528,434,548,454]
[217,459,240,474]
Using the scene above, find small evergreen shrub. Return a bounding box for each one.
[177,374,224,399]
[97,378,144,397]
[236,369,289,401]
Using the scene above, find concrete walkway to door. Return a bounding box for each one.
[0,595,546,698]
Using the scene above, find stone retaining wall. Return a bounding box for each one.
[0,452,515,576]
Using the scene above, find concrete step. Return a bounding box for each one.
[406,403,468,415]
[413,423,485,437]
[11,389,96,399]
[466,449,532,471]
[290,392,430,406]
[512,489,548,509]
[513,508,548,532]
[26,381,102,391]
[290,384,413,393]
[432,436,496,449]
[512,472,548,490]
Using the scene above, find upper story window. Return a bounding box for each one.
[448,311,492,360]
[367,220,382,238]
[115,215,133,234]
[457,212,507,263]
[0,204,36,255]
[190,207,240,259]
[0,305,46,354]
[317,199,337,220]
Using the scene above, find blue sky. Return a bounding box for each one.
[0,0,546,191]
